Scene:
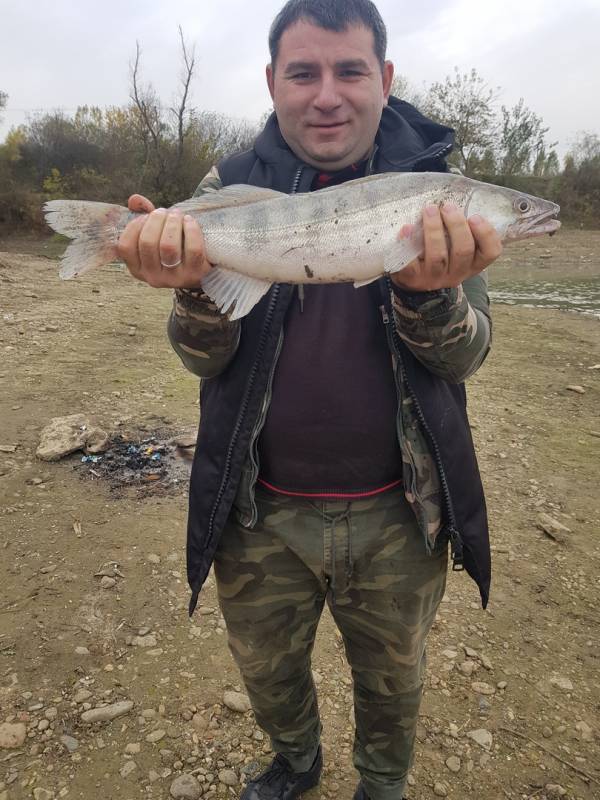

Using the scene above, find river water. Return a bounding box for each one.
[488,278,600,318]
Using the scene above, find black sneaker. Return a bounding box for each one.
[240,745,323,799]
[352,780,408,800]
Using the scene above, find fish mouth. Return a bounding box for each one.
[506,206,561,241]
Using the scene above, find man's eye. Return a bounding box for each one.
[292,72,313,80]
[340,70,362,77]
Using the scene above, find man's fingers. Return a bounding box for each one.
[128,194,155,213]
[178,215,212,287]
[159,211,184,269]
[138,208,168,278]
[422,205,448,278]
[117,215,147,277]
[441,202,475,274]
[468,214,503,271]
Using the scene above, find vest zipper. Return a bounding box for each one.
[203,285,280,559]
[242,165,305,527]
[380,295,464,570]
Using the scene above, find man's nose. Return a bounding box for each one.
[313,76,342,112]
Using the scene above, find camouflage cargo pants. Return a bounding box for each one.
[213,486,448,800]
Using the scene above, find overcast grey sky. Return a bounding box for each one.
[1,0,599,160]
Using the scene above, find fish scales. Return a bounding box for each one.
[43,172,561,319]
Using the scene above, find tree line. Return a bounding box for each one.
[0,48,599,232]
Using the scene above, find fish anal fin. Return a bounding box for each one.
[201,267,272,320]
[353,276,380,288]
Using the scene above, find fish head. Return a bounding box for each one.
[465,184,561,242]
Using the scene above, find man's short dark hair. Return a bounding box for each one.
[269,0,388,70]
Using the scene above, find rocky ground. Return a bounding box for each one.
[0,230,598,800]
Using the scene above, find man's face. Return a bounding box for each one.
[266,20,394,172]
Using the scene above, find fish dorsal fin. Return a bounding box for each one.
[201,267,273,320]
[307,173,390,195]
[171,185,285,214]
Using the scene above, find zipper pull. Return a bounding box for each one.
[448,526,465,571]
[379,304,390,325]
[298,284,305,313]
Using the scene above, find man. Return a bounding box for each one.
[118,2,502,798]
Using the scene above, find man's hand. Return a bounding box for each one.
[117,194,213,289]
[391,202,503,291]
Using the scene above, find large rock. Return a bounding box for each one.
[169,774,201,799]
[0,721,26,748]
[81,700,134,723]
[36,414,108,461]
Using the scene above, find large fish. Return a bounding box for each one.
[44,172,560,319]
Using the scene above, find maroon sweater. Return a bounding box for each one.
[257,165,403,498]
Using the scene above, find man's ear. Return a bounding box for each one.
[266,63,275,102]
[382,60,394,104]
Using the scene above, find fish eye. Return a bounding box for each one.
[516,198,531,214]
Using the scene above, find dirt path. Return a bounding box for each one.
[0,233,598,800]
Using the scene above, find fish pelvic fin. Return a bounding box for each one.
[44,200,130,279]
[201,267,272,320]
[383,224,424,273]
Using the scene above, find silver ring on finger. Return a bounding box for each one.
[160,258,182,269]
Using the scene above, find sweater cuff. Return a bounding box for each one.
[391,284,459,312]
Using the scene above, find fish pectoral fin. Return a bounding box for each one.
[171,185,285,214]
[353,276,380,288]
[383,225,424,273]
[201,267,272,320]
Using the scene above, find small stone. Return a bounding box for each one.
[74,646,90,656]
[471,681,495,695]
[537,513,572,543]
[148,554,161,564]
[545,784,567,799]
[542,727,553,738]
[81,700,134,723]
[120,760,137,778]
[60,735,79,753]
[218,769,238,787]
[100,576,116,589]
[566,385,585,394]
[125,742,141,754]
[445,755,461,773]
[575,720,594,741]
[496,681,507,690]
[73,689,93,703]
[0,722,26,748]
[549,675,573,692]
[169,773,201,799]
[191,713,208,732]
[458,660,477,676]
[433,782,447,797]
[466,728,492,750]
[33,789,53,800]
[442,649,458,659]
[146,729,166,743]
[223,691,252,713]
[37,718,50,731]
[132,634,157,648]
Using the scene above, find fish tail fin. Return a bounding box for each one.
[44,200,131,279]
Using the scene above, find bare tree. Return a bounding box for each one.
[499,99,556,176]
[424,68,498,175]
[0,91,7,125]
[170,26,196,164]
[389,75,424,109]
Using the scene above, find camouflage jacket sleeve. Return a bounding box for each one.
[167,167,241,379]
[391,272,492,383]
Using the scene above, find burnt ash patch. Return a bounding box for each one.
[74,432,193,495]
